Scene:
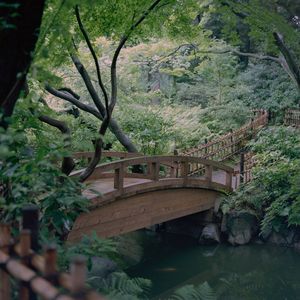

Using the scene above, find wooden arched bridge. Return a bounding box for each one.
[68,110,268,242]
[68,156,234,242]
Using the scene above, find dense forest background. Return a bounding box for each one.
[1,0,300,298]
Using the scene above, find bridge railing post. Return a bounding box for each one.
[205,165,213,182]
[226,171,233,189]
[114,163,124,192]
[150,161,160,181]
[181,158,189,185]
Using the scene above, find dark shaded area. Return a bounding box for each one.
[0,1,45,127]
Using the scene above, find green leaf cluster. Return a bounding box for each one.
[223,126,300,236]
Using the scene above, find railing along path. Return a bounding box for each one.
[284,109,300,127]
[179,109,268,176]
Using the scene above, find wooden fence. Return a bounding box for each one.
[0,205,105,300]
[284,109,300,127]
[179,109,268,176]
[233,151,255,189]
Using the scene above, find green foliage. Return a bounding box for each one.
[170,282,216,300]
[213,0,300,57]
[236,62,299,117]
[34,0,201,79]
[0,98,87,239]
[117,105,175,154]
[95,272,152,300]
[223,126,300,236]
[57,232,120,271]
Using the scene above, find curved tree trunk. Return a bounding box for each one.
[109,119,138,152]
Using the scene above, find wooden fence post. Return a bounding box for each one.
[230,129,234,155]
[44,245,57,284]
[70,256,86,295]
[204,138,208,158]
[0,224,11,300]
[22,204,39,300]
[22,205,39,251]
[19,229,31,300]
[240,152,245,184]
[250,118,254,138]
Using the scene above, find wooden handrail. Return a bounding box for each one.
[179,110,268,175]
[284,109,300,127]
[182,110,268,156]
[72,155,234,176]
[72,156,234,206]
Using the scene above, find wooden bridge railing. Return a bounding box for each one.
[180,109,268,175]
[72,156,235,205]
[0,206,105,300]
[284,109,300,127]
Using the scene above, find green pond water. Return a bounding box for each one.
[126,231,300,300]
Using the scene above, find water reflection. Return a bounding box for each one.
[126,231,300,299]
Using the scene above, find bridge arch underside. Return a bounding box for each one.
[68,188,222,242]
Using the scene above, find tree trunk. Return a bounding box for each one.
[0,1,46,128]
[109,118,138,152]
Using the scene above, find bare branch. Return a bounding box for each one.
[110,0,163,112]
[230,49,281,63]
[70,54,108,117]
[58,87,80,99]
[45,84,102,119]
[75,5,109,117]
[156,44,198,62]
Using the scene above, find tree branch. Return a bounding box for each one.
[45,84,102,119]
[74,5,109,117]
[38,111,75,176]
[273,32,300,90]
[110,0,163,112]
[80,0,163,181]
[70,54,108,117]
[58,87,80,99]
[45,84,138,153]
